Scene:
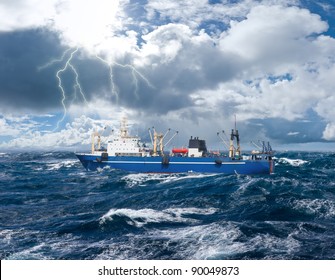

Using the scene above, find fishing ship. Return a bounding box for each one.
[76,118,274,174]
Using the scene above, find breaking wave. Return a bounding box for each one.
[99,207,218,227]
[291,199,335,218]
[121,173,218,188]
[277,157,309,166]
[46,160,79,170]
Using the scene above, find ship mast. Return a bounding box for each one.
[91,131,101,153]
[229,115,241,158]
[120,117,128,138]
[154,130,164,156]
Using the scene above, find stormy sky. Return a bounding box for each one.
[1,0,335,150]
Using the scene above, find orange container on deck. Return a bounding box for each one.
[172,148,188,154]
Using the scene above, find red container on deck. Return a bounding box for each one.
[172,148,188,154]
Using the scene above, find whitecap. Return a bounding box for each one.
[291,199,335,218]
[96,165,111,173]
[95,222,243,260]
[121,173,179,187]
[1,228,85,260]
[0,229,16,245]
[245,233,300,257]
[46,160,78,170]
[122,172,218,188]
[278,157,309,167]
[6,242,53,260]
[159,173,219,184]
[99,207,219,227]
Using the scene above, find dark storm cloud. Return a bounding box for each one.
[0,28,218,116]
[0,29,63,111]
[0,29,110,112]
[107,42,242,114]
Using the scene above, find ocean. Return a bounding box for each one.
[0,151,335,260]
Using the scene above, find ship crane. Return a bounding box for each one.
[250,140,262,151]
[148,127,163,156]
[148,127,154,146]
[250,140,273,154]
[217,130,232,151]
[148,127,178,156]
[91,126,108,153]
[163,130,179,149]
[90,124,116,154]
[229,128,241,158]
[262,141,273,154]
[217,129,241,158]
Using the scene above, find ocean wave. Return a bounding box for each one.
[95,222,242,259]
[95,221,301,260]
[96,165,111,172]
[0,172,14,181]
[99,207,218,227]
[0,229,48,259]
[277,157,309,167]
[121,173,218,188]
[291,199,335,218]
[2,151,335,260]
[121,173,175,187]
[46,160,79,170]
[6,243,53,260]
[0,229,17,245]
[0,228,84,260]
[244,233,300,259]
[160,173,219,184]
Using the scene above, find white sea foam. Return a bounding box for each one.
[122,173,167,186]
[96,220,301,260]
[95,222,243,259]
[1,228,84,260]
[278,157,309,167]
[245,233,300,258]
[0,229,50,259]
[46,160,78,170]
[232,177,270,202]
[99,207,219,227]
[235,177,257,192]
[122,173,218,188]
[96,165,111,172]
[0,229,16,245]
[160,173,218,184]
[291,199,335,218]
[6,243,53,260]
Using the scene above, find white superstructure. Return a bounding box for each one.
[105,118,148,157]
[107,134,144,156]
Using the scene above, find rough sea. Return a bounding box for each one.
[1,151,335,260]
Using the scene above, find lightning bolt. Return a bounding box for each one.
[38,48,72,71]
[95,54,154,100]
[69,62,88,104]
[55,48,90,131]
[39,47,89,131]
[122,61,155,98]
[95,55,119,101]
[40,47,154,131]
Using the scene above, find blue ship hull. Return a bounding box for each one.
[76,154,274,175]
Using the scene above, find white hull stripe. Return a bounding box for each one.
[95,160,246,165]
